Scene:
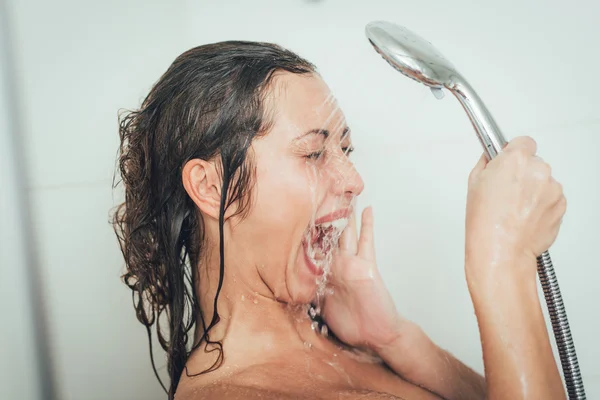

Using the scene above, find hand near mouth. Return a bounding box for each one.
[321,208,487,399]
[320,206,408,352]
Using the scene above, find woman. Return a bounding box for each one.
[113,41,567,399]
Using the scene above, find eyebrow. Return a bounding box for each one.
[295,126,350,140]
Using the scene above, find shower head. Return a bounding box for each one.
[365,20,457,90]
[365,20,508,159]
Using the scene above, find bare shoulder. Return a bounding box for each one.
[175,364,406,400]
[176,382,402,400]
[174,362,312,400]
[176,382,302,400]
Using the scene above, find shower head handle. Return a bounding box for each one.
[450,78,508,159]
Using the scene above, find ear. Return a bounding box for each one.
[182,159,222,220]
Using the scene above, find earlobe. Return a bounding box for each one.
[182,159,222,220]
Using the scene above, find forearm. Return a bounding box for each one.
[467,256,566,400]
[376,321,486,400]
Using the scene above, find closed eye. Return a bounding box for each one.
[306,146,353,160]
[306,151,323,160]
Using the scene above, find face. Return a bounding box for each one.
[228,72,364,304]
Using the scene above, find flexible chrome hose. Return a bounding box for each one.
[537,251,586,399]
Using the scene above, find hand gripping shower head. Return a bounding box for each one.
[364,20,587,399]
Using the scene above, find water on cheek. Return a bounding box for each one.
[301,110,356,299]
[302,161,351,329]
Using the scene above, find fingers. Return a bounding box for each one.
[339,210,358,253]
[504,136,538,155]
[549,176,564,201]
[548,191,567,246]
[470,137,538,184]
[529,155,552,182]
[357,206,375,260]
[555,195,567,221]
[548,177,567,220]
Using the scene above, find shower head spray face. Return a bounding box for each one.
[365,20,458,90]
[365,20,508,159]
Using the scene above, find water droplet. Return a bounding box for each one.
[253,299,258,304]
[241,295,245,301]
[303,341,312,350]
[430,87,445,100]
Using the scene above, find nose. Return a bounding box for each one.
[328,153,364,198]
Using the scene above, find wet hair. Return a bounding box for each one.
[111,41,315,399]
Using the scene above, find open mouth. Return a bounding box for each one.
[302,217,349,276]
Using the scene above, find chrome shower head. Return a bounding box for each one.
[365,20,456,90]
[365,20,508,159]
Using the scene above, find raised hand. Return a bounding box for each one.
[321,207,405,351]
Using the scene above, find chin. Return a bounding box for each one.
[285,259,323,305]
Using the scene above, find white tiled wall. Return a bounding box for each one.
[586,376,600,398]
[1,20,40,400]
[29,186,168,400]
[6,1,187,399]
[5,0,599,399]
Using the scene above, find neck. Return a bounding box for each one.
[188,240,333,375]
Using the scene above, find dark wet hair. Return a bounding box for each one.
[111,41,315,399]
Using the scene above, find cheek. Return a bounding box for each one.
[235,159,315,273]
[241,164,313,296]
[255,159,321,222]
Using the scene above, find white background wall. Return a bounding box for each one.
[0,11,41,400]
[3,0,599,399]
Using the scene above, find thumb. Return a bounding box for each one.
[468,152,489,183]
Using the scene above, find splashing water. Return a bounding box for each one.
[301,92,357,325]
[295,89,386,373]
